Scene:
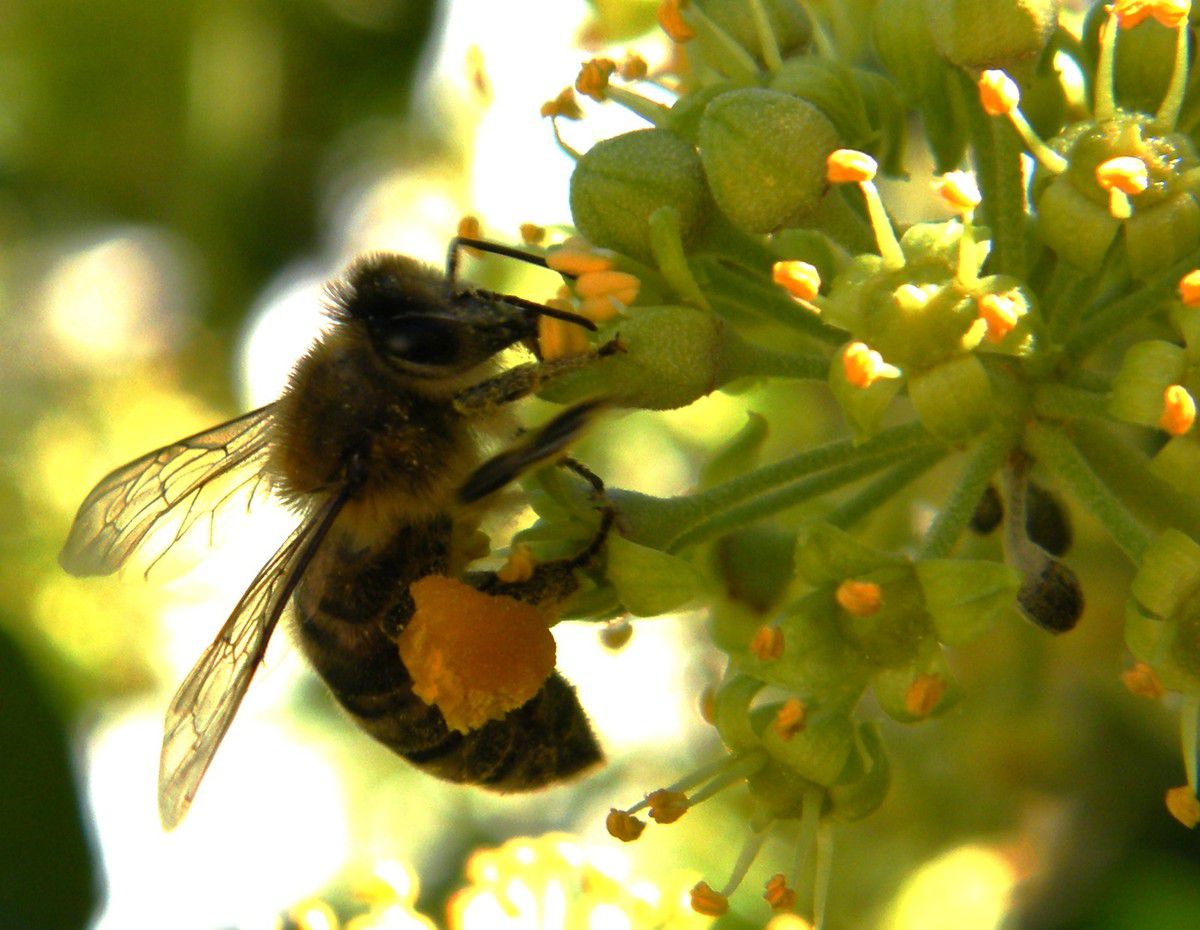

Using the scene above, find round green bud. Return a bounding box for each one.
[907,353,993,441]
[695,0,813,62]
[769,59,874,153]
[1110,340,1188,429]
[569,129,709,262]
[698,87,840,233]
[928,0,1059,71]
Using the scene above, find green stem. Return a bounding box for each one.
[1032,383,1111,421]
[1023,421,1153,561]
[699,259,848,345]
[1064,250,1200,361]
[791,784,823,888]
[814,820,834,930]
[746,0,783,72]
[684,5,761,84]
[1042,261,1095,344]
[918,421,1017,559]
[977,103,1028,277]
[824,448,946,529]
[606,86,669,125]
[648,206,710,310]
[1183,694,1200,793]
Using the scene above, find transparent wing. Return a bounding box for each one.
[59,406,275,577]
[157,491,347,830]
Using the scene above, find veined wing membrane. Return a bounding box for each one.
[158,490,348,830]
[59,406,275,577]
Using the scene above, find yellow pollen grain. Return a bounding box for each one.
[932,170,981,213]
[978,292,1021,343]
[979,69,1020,115]
[773,698,807,740]
[1160,384,1196,435]
[1096,155,1149,195]
[1178,269,1200,306]
[905,673,947,718]
[575,57,616,102]
[843,342,901,389]
[579,295,626,321]
[836,579,883,616]
[689,882,729,917]
[657,0,696,42]
[750,625,785,661]
[772,260,821,302]
[827,148,878,183]
[1121,661,1166,699]
[1166,785,1200,827]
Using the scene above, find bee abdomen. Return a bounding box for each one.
[402,673,602,791]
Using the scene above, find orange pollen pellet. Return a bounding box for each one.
[689,881,729,917]
[1096,156,1149,196]
[606,808,647,842]
[1160,384,1196,436]
[764,874,797,911]
[773,698,807,740]
[843,342,901,389]
[932,170,982,213]
[576,57,616,102]
[978,292,1022,343]
[905,673,947,718]
[978,69,1020,115]
[1111,0,1190,29]
[836,579,883,616]
[1178,269,1200,306]
[827,148,878,183]
[750,625,785,661]
[620,54,649,81]
[540,86,583,120]
[658,0,696,42]
[772,260,821,302]
[646,788,689,824]
[519,223,545,246]
[1120,661,1166,700]
[1165,785,1200,828]
[546,245,614,275]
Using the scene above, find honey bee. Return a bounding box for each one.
[60,238,617,829]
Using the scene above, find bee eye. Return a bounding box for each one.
[381,317,463,369]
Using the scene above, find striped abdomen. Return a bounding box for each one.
[292,514,601,789]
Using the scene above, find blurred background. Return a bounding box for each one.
[3,1,1200,928]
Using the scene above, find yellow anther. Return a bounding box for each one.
[1178,269,1200,306]
[574,269,641,305]
[764,874,797,912]
[932,170,982,214]
[1120,661,1166,699]
[540,86,584,120]
[978,292,1022,343]
[1096,155,1150,195]
[904,673,947,718]
[826,148,878,184]
[1160,384,1196,436]
[978,69,1020,115]
[689,881,730,917]
[519,223,546,246]
[894,282,934,310]
[456,216,483,256]
[497,544,536,583]
[538,307,591,361]
[750,625,785,661]
[658,0,696,42]
[579,295,626,321]
[836,579,883,616]
[772,698,807,740]
[843,342,901,389]
[620,54,649,81]
[575,57,617,102]
[646,788,689,824]
[545,243,614,275]
[1165,785,1200,827]
[772,260,821,302]
[605,808,647,842]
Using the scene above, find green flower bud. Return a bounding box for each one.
[871,640,963,723]
[1110,340,1188,428]
[907,353,993,441]
[754,591,872,707]
[1125,193,1200,281]
[1152,434,1200,493]
[1130,530,1200,621]
[570,129,709,262]
[928,0,1059,71]
[663,82,737,145]
[694,0,813,62]
[828,341,904,441]
[827,722,891,822]
[769,59,876,156]
[761,707,855,787]
[698,88,840,234]
[916,558,1021,645]
[606,533,705,617]
[1034,175,1121,274]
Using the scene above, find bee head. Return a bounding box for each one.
[329,253,593,379]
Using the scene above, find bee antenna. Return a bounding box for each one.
[535,303,598,332]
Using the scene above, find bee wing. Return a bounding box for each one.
[59,406,276,577]
[157,490,347,830]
